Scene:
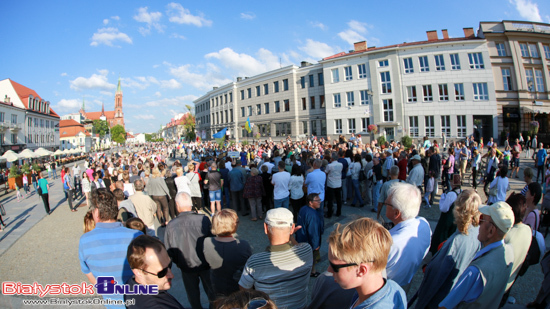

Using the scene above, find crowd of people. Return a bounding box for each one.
[14,132,549,308]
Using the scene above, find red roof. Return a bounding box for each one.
[322,37,483,61]
[59,119,83,128]
[59,126,90,138]
[8,79,60,118]
[86,111,116,120]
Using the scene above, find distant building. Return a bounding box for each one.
[79,78,125,129]
[59,119,92,152]
[0,78,60,152]
[61,112,85,123]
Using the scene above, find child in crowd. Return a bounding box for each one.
[83,211,95,233]
[15,182,22,202]
[424,171,435,208]
[125,217,147,235]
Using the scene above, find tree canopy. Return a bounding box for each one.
[111,125,126,144]
[92,120,110,138]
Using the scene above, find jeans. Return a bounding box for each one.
[274,196,289,209]
[351,178,364,206]
[372,180,383,211]
[341,177,348,202]
[181,270,215,309]
[537,165,545,183]
[290,196,304,222]
[64,188,75,210]
[32,182,39,195]
[248,197,263,219]
[472,167,478,189]
[52,169,57,179]
[445,173,453,192]
[326,186,342,217]
[222,186,231,209]
[364,180,373,208]
[41,192,50,214]
[346,175,353,201]
[48,170,52,179]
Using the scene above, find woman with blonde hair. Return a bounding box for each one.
[414,189,481,309]
[147,167,171,226]
[81,171,91,207]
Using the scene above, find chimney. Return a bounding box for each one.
[236,77,242,82]
[354,41,368,52]
[442,29,449,39]
[213,87,218,90]
[463,27,475,38]
[301,61,312,67]
[426,30,438,41]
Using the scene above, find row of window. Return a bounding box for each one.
[501,67,546,92]
[333,90,371,107]
[334,118,372,134]
[27,117,55,128]
[519,43,550,59]
[241,79,291,100]
[242,120,328,138]
[0,112,18,124]
[27,134,54,144]
[300,73,324,89]
[404,52,483,74]
[409,115,467,138]
[403,82,488,103]
[331,64,368,82]
[241,100,291,117]
[0,133,16,145]
[28,96,51,115]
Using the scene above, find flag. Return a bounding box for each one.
[213,128,227,148]
[245,117,252,133]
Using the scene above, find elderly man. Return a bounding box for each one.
[129,179,158,236]
[124,235,184,308]
[164,192,215,309]
[385,183,432,290]
[327,217,407,308]
[239,208,313,309]
[439,201,515,309]
[406,154,424,189]
[78,189,143,308]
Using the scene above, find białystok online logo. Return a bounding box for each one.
[2,277,158,297]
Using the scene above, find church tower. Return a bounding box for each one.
[79,98,86,117]
[114,77,124,128]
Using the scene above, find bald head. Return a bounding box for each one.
[175,192,193,212]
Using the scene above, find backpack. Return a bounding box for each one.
[117,207,135,223]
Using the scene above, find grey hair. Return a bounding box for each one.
[313,159,322,168]
[390,165,399,177]
[134,179,144,191]
[387,182,421,221]
[175,192,193,210]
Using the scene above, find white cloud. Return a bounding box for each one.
[111,16,120,21]
[134,7,164,35]
[55,99,81,111]
[155,91,162,97]
[100,91,113,96]
[298,39,338,60]
[348,20,369,33]
[144,95,198,107]
[240,12,256,20]
[205,47,283,77]
[103,19,109,25]
[134,115,156,120]
[166,3,212,27]
[70,70,116,91]
[338,20,370,45]
[510,0,543,22]
[311,22,327,30]
[121,76,159,90]
[160,79,182,89]
[169,33,186,40]
[60,72,67,77]
[168,63,232,91]
[90,27,132,47]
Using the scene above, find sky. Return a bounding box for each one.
[1,0,549,134]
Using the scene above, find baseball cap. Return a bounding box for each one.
[479,201,515,233]
[411,154,421,161]
[265,208,294,228]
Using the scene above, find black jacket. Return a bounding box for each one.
[124,277,184,309]
[164,211,212,272]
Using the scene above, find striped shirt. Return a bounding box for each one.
[79,222,142,308]
[239,242,313,309]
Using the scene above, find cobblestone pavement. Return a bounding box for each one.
[0,153,547,308]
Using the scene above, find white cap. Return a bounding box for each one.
[265,208,294,228]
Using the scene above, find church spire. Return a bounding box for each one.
[81,98,85,112]
[101,102,105,116]
[116,77,122,93]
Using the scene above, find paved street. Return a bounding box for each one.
[0,154,547,308]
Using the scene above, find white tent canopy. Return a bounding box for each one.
[19,149,37,159]
[34,148,53,157]
[2,150,21,162]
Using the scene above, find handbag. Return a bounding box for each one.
[488,178,499,197]
[0,203,5,216]
[37,186,43,195]
[519,211,543,276]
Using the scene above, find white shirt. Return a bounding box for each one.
[439,189,460,213]
[263,162,275,174]
[288,175,304,200]
[489,176,509,204]
[325,161,343,188]
[174,175,191,195]
[406,163,424,187]
[225,161,233,171]
[272,171,291,200]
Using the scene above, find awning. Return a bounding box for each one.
[522,105,550,114]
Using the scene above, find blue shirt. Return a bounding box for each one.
[537,149,547,166]
[305,169,326,201]
[349,279,407,309]
[295,206,323,250]
[338,158,349,180]
[38,178,48,194]
[228,168,245,191]
[439,240,504,309]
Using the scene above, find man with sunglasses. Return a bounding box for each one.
[327,217,406,308]
[439,201,515,309]
[125,235,184,308]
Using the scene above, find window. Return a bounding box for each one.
[216,112,220,124]
[383,99,393,122]
[241,107,245,117]
[274,81,280,92]
[473,83,489,100]
[435,55,445,71]
[348,119,356,134]
[257,104,262,115]
[468,53,484,69]
[380,72,391,93]
[438,84,449,101]
[379,60,389,67]
[11,114,17,124]
[334,93,341,108]
[311,121,318,135]
[28,117,31,127]
[441,115,451,138]
[361,117,370,132]
[526,69,535,91]
[225,110,228,122]
[264,103,269,114]
[454,83,465,101]
[404,58,414,73]
[425,116,435,137]
[520,43,529,57]
[0,133,3,144]
[309,74,314,87]
[275,101,280,113]
[358,63,367,78]
[345,92,354,106]
[544,45,550,59]
[535,70,545,92]
[247,88,251,98]
[320,95,325,108]
[239,90,244,100]
[302,98,307,110]
[344,66,353,81]
[302,121,308,134]
[529,44,539,58]
[310,96,315,109]
[335,119,342,134]
[40,119,44,127]
[275,122,292,136]
[284,99,290,112]
[264,84,269,95]
[407,86,417,103]
[215,97,219,106]
[457,115,467,137]
[496,43,506,56]
[409,116,419,137]
[0,112,4,122]
[331,68,339,82]
[247,106,252,116]
[256,86,260,97]
[282,79,288,91]
[28,134,32,143]
[301,76,306,89]
[224,94,228,103]
[502,68,512,91]
[422,85,433,102]
[450,53,461,70]
[360,90,369,105]
[419,56,429,72]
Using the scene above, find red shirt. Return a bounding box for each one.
[397,159,408,181]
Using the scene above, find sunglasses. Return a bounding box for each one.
[140,260,172,278]
[329,261,358,272]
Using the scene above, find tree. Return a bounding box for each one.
[145,133,153,142]
[111,125,126,144]
[182,105,196,142]
[92,120,110,138]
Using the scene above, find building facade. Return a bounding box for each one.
[79,78,125,129]
[59,120,92,152]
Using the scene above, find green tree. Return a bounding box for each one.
[92,120,110,138]
[111,125,126,144]
[182,105,196,142]
[145,133,153,142]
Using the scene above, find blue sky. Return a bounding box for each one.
[1,0,549,134]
